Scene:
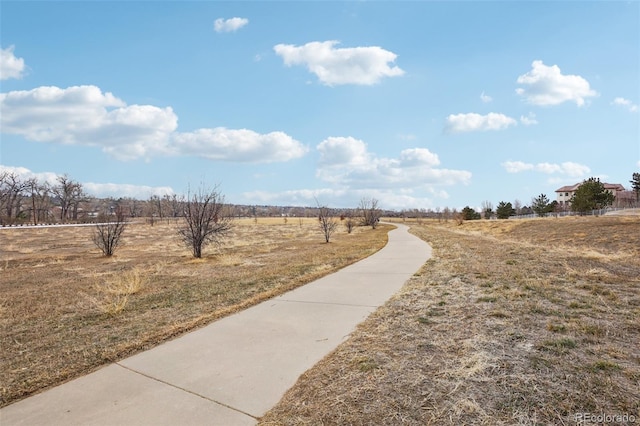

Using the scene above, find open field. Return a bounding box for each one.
[0,217,391,407]
[260,216,640,425]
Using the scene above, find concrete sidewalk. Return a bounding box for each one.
[1,223,432,426]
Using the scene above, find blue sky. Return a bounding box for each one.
[1,1,639,211]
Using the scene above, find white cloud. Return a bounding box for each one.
[172,128,307,163]
[612,97,638,113]
[0,165,175,198]
[273,40,404,86]
[243,188,347,205]
[502,160,590,177]
[316,136,471,189]
[501,160,533,173]
[317,136,371,168]
[399,148,440,167]
[242,138,464,208]
[242,187,445,210]
[83,182,174,198]
[0,85,176,160]
[480,91,493,103]
[0,45,26,80]
[214,17,249,33]
[0,85,306,163]
[516,60,597,106]
[519,112,538,126]
[444,112,517,133]
[0,165,59,185]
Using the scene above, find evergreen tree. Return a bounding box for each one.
[532,194,552,217]
[496,201,515,219]
[461,206,481,220]
[570,178,615,214]
[631,172,640,201]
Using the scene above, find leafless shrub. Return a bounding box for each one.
[345,217,356,233]
[93,207,127,256]
[359,197,382,229]
[317,201,338,243]
[178,184,232,258]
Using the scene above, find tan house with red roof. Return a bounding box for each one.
[555,182,626,207]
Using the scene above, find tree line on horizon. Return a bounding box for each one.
[459,174,640,222]
[1,171,639,227]
[0,171,379,226]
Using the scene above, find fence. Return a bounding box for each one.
[509,206,639,220]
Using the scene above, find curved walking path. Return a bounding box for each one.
[1,224,432,426]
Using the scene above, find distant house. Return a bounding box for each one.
[555,182,626,208]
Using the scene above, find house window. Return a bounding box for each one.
[565,192,569,196]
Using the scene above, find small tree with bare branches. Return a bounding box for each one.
[179,184,232,258]
[344,213,356,234]
[93,206,127,256]
[27,178,51,225]
[359,197,382,229]
[53,174,84,222]
[317,201,338,243]
[0,171,29,225]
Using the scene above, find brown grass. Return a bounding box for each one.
[260,215,640,425]
[0,218,390,407]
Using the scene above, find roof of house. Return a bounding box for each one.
[555,184,580,193]
[555,182,625,193]
[603,183,625,191]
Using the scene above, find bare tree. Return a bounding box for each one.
[317,202,338,243]
[165,194,183,218]
[416,209,423,224]
[93,207,128,256]
[514,199,522,215]
[148,195,163,220]
[118,197,142,218]
[481,200,493,219]
[344,212,356,234]
[179,184,232,258]
[0,172,29,224]
[26,178,51,225]
[52,174,84,222]
[359,197,382,229]
[70,187,88,221]
[454,211,464,226]
[442,207,451,222]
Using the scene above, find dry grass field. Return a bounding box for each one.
[0,217,391,407]
[260,215,640,425]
